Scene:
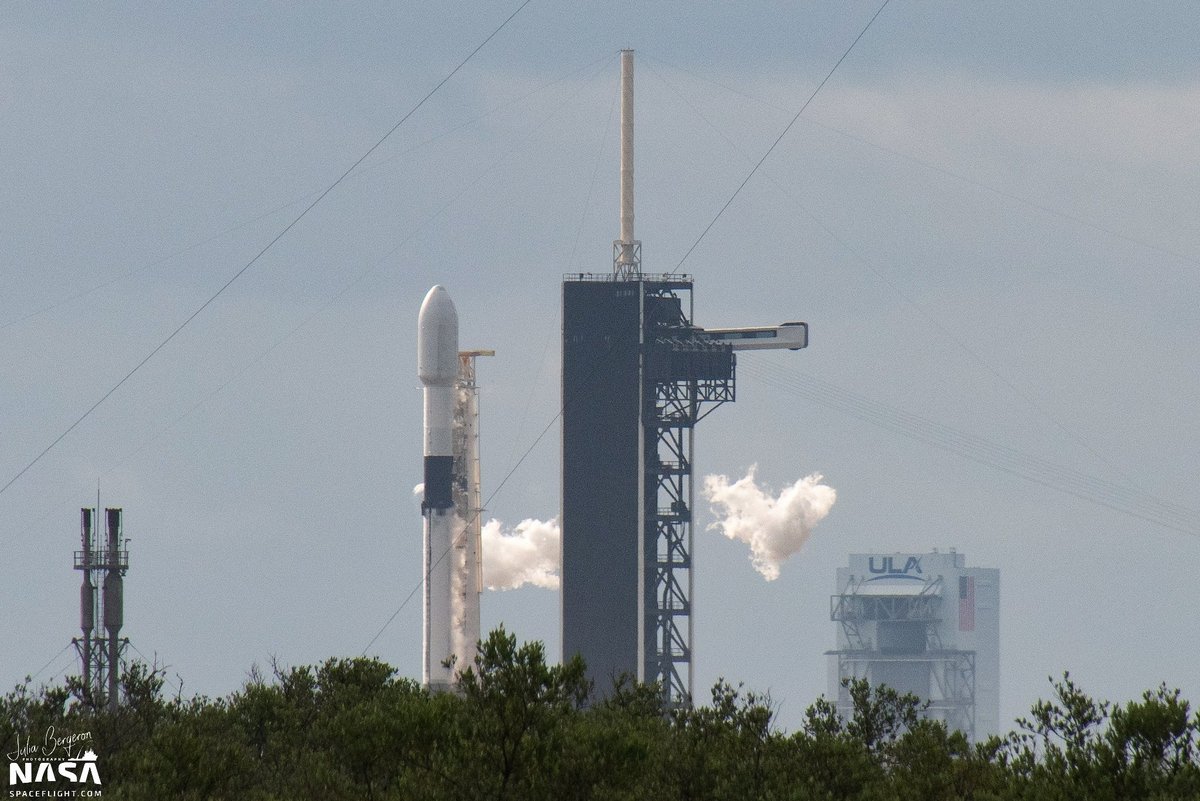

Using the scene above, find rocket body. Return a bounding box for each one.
[422,282,458,690]
[418,286,458,689]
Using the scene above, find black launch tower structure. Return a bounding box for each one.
[561,51,806,708]
[561,273,735,706]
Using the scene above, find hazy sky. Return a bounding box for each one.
[3,2,1198,732]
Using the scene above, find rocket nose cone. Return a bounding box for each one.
[421,284,451,311]
[418,285,459,385]
[419,286,458,340]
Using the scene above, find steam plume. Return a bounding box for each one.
[703,465,836,580]
[481,517,561,591]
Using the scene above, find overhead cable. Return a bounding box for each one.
[672,0,890,273]
[0,0,532,498]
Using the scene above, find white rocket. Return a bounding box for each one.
[418,285,460,689]
[418,285,486,689]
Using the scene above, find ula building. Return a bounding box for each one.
[827,550,999,740]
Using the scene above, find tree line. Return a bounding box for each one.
[3,627,1197,800]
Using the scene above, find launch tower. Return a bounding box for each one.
[450,348,492,677]
[561,51,807,707]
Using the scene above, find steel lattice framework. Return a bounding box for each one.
[562,51,808,710]
[642,284,735,707]
[562,273,792,710]
[829,576,977,741]
[73,507,129,713]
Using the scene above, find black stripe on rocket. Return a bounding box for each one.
[423,455,454,511]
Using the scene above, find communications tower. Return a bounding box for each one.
[73,507,129,713]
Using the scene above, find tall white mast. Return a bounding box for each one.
[614,49,641,276]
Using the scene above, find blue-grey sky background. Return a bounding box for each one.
[3,2,1198,732]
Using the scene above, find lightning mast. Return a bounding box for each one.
[614,49,641,277]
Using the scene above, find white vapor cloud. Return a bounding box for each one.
[481,517,560,591]
[703,466,836,581]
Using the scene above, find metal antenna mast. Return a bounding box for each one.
[73,507,129,712]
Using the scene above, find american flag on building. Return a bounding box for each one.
[959,575,975,631]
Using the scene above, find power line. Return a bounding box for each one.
[646,50,1200,277]
[502,64,619,470]
[98,52,613,498]
[0,0,532,499]
[26,642,73,683]
[362,60,628,655]
[4,52,613,539]
[567,66,622,273]
[358,341,1200,655]
[361,380,561,656]
[361,334,636,656]
[672,0,890,273]
[5,48,607,687]
[44,653,81,687]
[2,46,606,335]
[737,361,1199,537]
[0,201,295,333]
[646,52,1190,537]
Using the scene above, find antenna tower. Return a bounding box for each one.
[73,507,129,712]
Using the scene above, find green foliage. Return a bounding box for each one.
[3,640,1198,800]
[1001,673,1200,801]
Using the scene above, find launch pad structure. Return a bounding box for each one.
[562,271,735,705]
[449,348,492,678]
[827,552,1000,741]
[561,51,807,707]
